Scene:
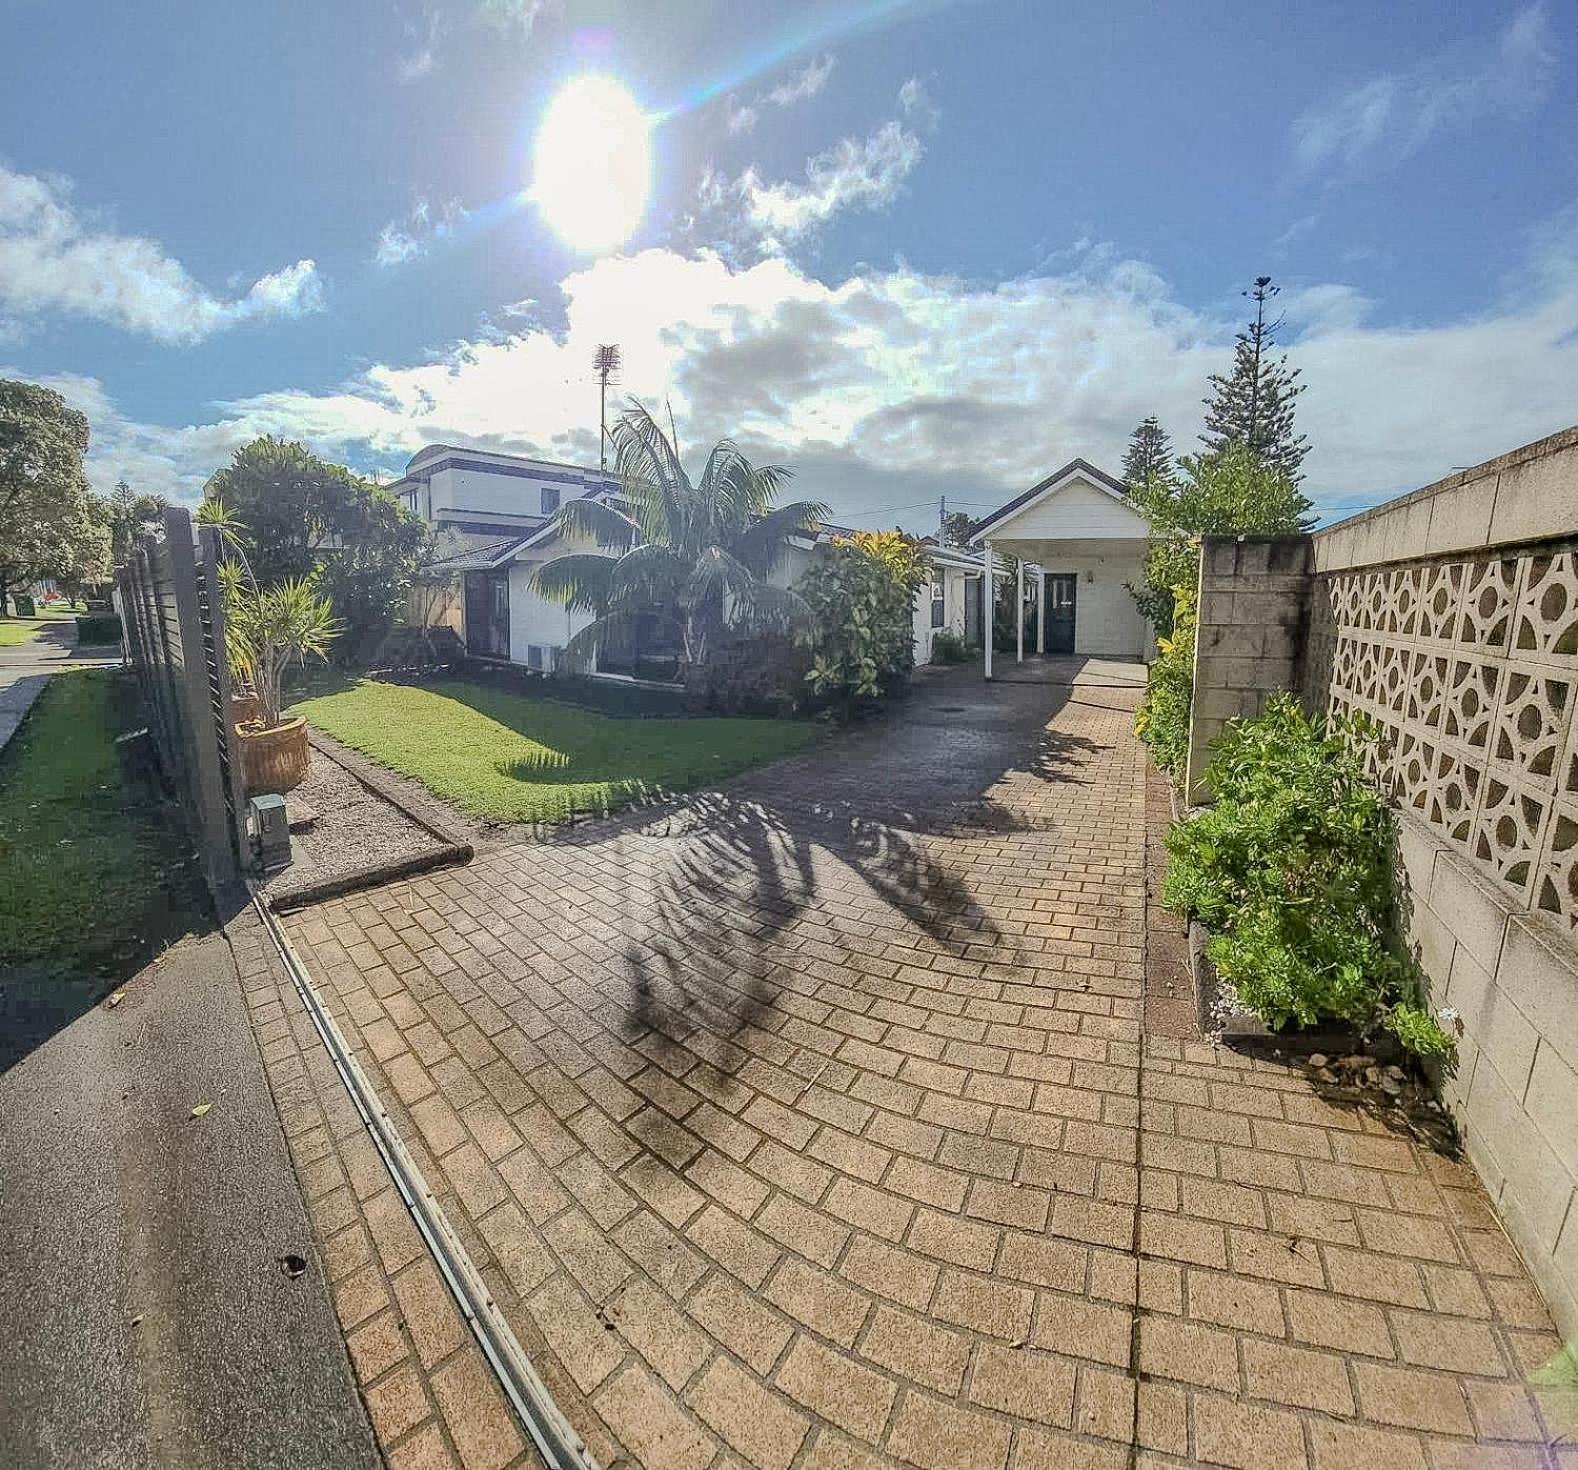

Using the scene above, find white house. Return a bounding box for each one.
[969,457,1152,676]
[392,446,984,674]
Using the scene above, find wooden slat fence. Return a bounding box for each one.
[117,506,247,893]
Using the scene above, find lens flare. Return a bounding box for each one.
[530,76,651,253]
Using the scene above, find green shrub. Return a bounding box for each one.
[1127,537,1197,636]
[929,629,969,664]
[1134,578,1195,776]
[684,633,811,715]
[75,613,122,644]
[1163,693,1452,1057]
[801,531,928,717]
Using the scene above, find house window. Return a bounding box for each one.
[930,570,945,629]
[540,486,560,515]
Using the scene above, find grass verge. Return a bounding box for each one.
[0,618,48,648]
[291,677,819,824]
[0,671,206,973]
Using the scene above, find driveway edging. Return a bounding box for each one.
[249,883,594,1469]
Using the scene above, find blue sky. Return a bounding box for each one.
[2,0,1575,526]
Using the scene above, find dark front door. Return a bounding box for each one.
[463,571,510,659]
[1045,573,1077,654]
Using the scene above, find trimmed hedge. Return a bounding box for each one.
[75,613,122,645]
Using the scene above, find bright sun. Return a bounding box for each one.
[531,76,651,253]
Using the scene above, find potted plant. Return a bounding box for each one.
[220,569,340,793]
[200,499,340,794]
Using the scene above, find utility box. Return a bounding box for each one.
[249,793,292,872]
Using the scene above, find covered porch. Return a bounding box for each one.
[970,458,1153,677]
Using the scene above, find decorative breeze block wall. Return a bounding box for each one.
[1305,548,1578,929]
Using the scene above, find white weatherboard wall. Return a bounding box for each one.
[976,469,1152,662]
[1035,551,1147,658]
[995,477,1143,540]
[508,562,591,667]
[508,525,611,668]
[913,564,969,664]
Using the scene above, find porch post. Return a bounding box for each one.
[1016,558,1025,664]
[983,542,994,679]
[1038,568,1046,654]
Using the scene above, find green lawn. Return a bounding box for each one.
[0,605,81,646]
[0,671,206,971]
[291,677,819,823]
[0,618,48,647]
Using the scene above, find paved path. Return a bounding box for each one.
[0,928,379,1470]
[269,668,1568,1469]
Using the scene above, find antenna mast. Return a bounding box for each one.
[593,344,621,472]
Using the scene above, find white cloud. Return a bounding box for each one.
[704,87,926,255]
[898,77,940,132]
[34,215,1578,525]
[477,0,554,36]
[725,54,837,135]
[0,166,322,343]
[395,5,444,81]
[725,100,760,136]
[765,55,836,108]
[739,120,923,246]
[373,196,468,267]
[1291,3,1556,177]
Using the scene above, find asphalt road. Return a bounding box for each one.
[0,929,380,1470]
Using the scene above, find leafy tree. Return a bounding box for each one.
[54,493,114,606]
[1133,444,1314,764]
[0,378,105,614]
[940,510,974,548]
[1200,276,1310,482]
[202,437,424,660]
[106,479,170,567]
[531,402,827,669]
[1149,442,1314,540]
[1121,416,1176,491]
[1130,441,1314,632]
[801,530,929,714]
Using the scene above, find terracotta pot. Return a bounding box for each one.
[236,715,310,795]
[229,690,264,726]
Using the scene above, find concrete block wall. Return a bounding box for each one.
[1183,535,1311,803]
[1398,810,1578,1337]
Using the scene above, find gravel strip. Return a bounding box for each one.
[260,747,441,902]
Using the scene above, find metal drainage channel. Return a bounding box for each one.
[248,883,599,1470]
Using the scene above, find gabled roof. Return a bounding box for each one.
[420,527,532,573]
[969,457,1135,542]
[510,487,632,558]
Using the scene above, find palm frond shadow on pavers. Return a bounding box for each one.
[254,663,1564,1469]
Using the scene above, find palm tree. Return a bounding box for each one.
[531,403,827,669]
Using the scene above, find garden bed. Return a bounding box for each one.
[259,739,468,910]
[1190,917,1399,1060]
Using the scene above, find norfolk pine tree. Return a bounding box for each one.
[1121,416,1176,491]
[1200,276,1310,483]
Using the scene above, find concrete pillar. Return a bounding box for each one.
[983,542,994,679]
[1016,559,1024,664]
[1037,568,1046,654]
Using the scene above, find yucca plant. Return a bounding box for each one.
[202,497,340,728]
[530,402,828,669]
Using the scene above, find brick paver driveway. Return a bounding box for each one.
[278,667,1570,1469]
